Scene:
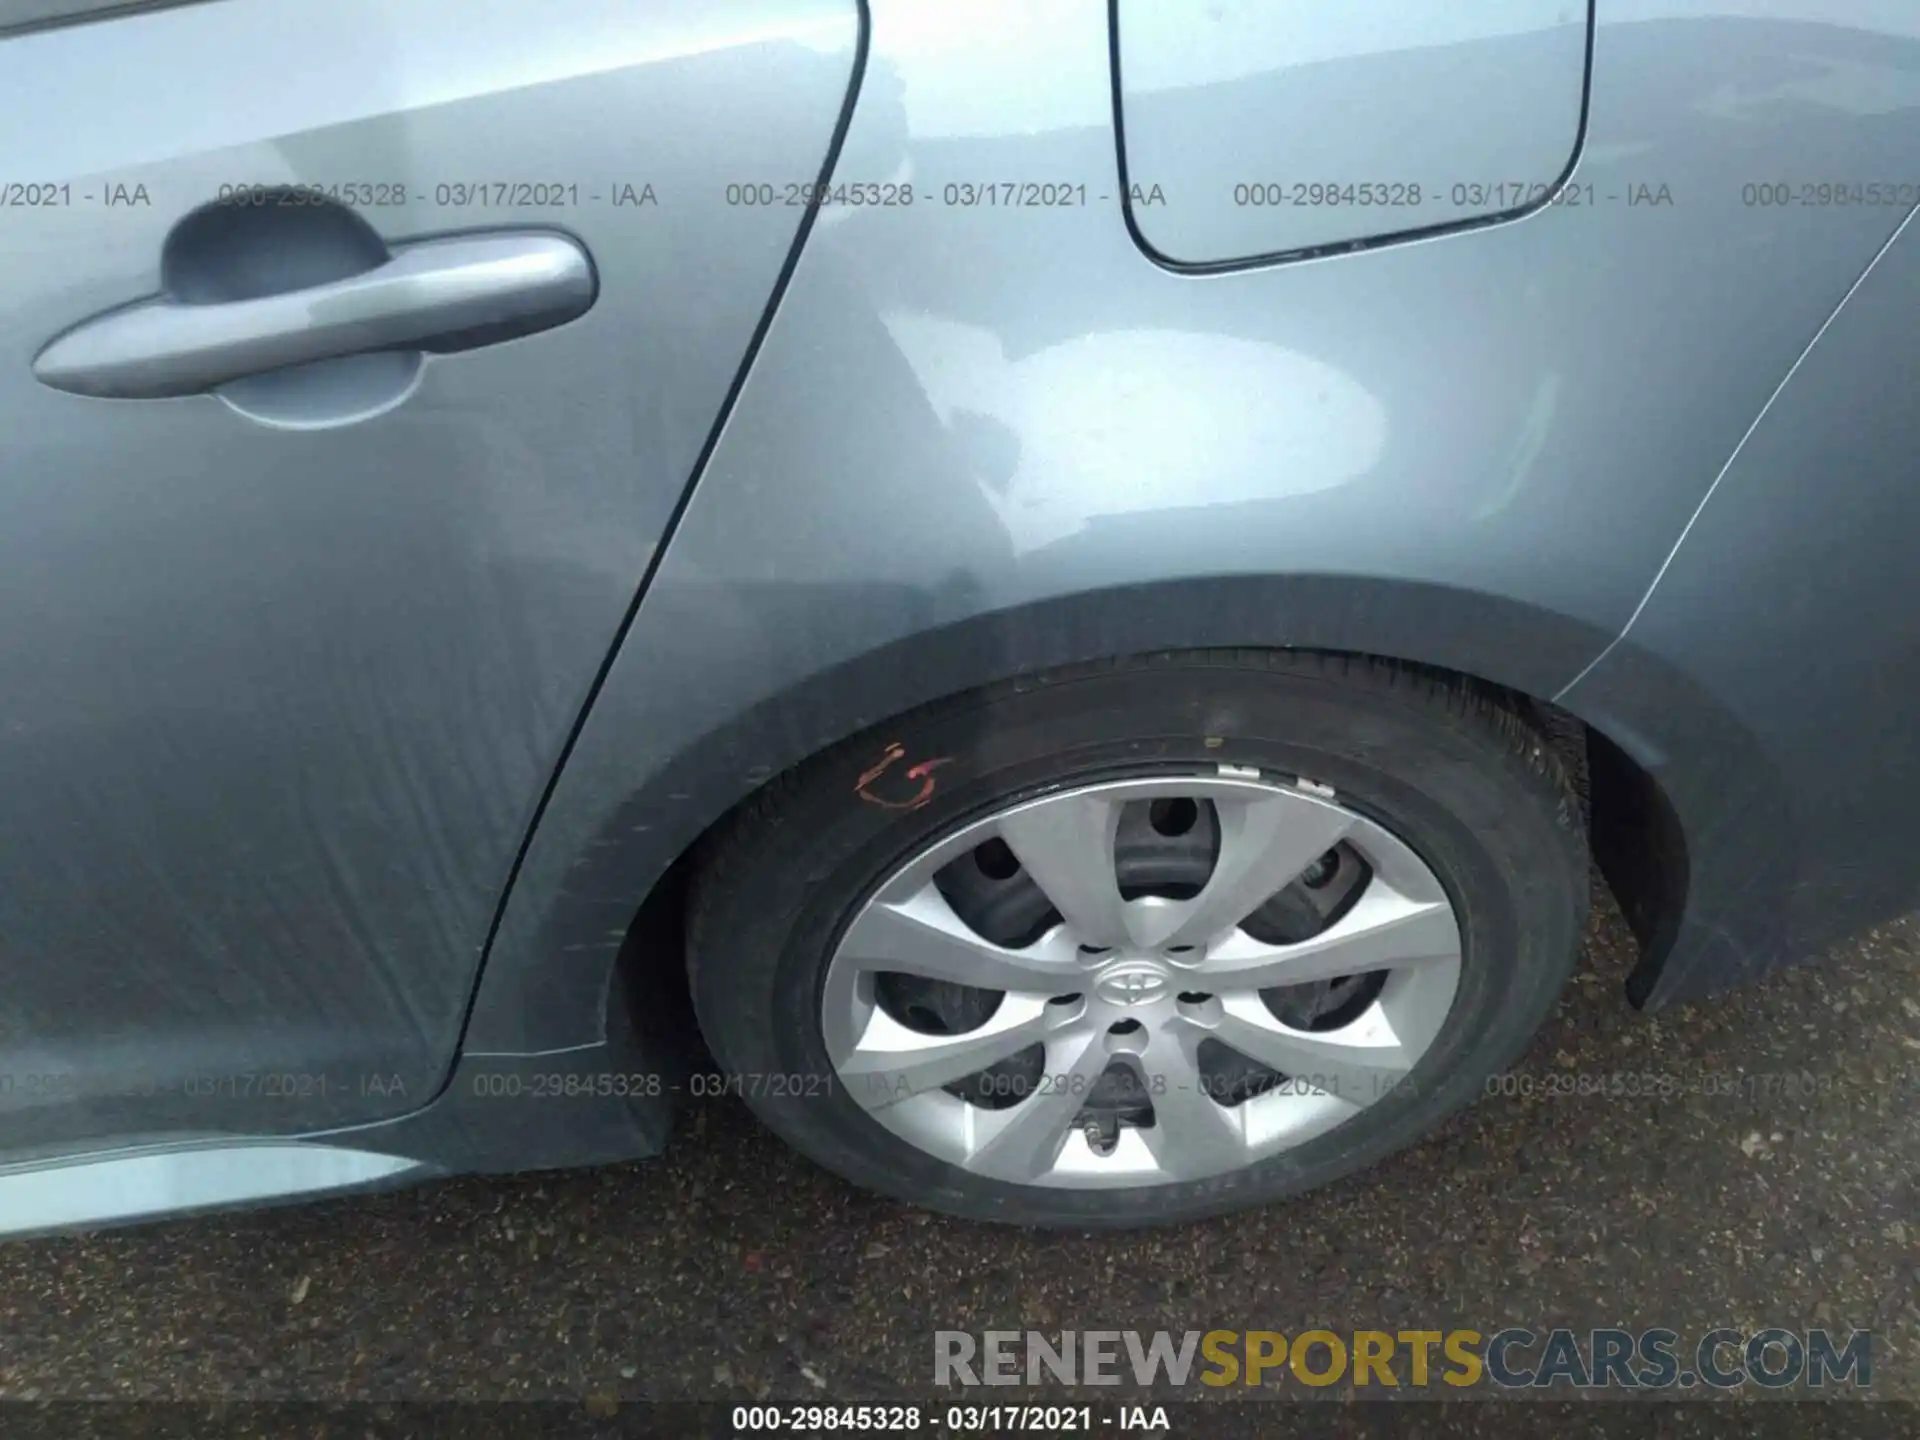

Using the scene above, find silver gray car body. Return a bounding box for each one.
[0,0,1916,1233]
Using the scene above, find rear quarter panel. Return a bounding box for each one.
[465,0,1920,1050]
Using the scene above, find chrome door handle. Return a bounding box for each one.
[33,232,596,399]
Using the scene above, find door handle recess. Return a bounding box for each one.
[33,232,596,399]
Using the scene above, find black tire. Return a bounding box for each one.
[688,651,1587,1228]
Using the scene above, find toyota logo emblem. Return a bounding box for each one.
[1094,962,1172,1007]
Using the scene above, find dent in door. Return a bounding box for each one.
[1114,0,1592,266]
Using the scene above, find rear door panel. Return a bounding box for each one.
[0,0,858,1147]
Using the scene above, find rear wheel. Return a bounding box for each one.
[689,651,1586,1228]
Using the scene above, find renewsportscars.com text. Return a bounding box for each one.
[934,1327,1871,1390]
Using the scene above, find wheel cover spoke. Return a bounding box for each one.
[1201,881,1461,989]
[962,1026,1108,1182]
[834,995,1054,1107]
[1203,996,1421,1109]
[1128,793,1354,949]
[995,794,1131,947]
[1138,1030,1248,1179]
[837,883,1080,993]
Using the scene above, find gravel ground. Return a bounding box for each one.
[0,882,1913,1417]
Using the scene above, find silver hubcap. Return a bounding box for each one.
[821,771,1463,1189]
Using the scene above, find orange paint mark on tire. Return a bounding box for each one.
[856,741,954,811]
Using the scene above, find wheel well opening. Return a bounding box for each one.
[1573,720,1690,1007]
[607,850,714,1077]
[1510,687,1690,1008]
